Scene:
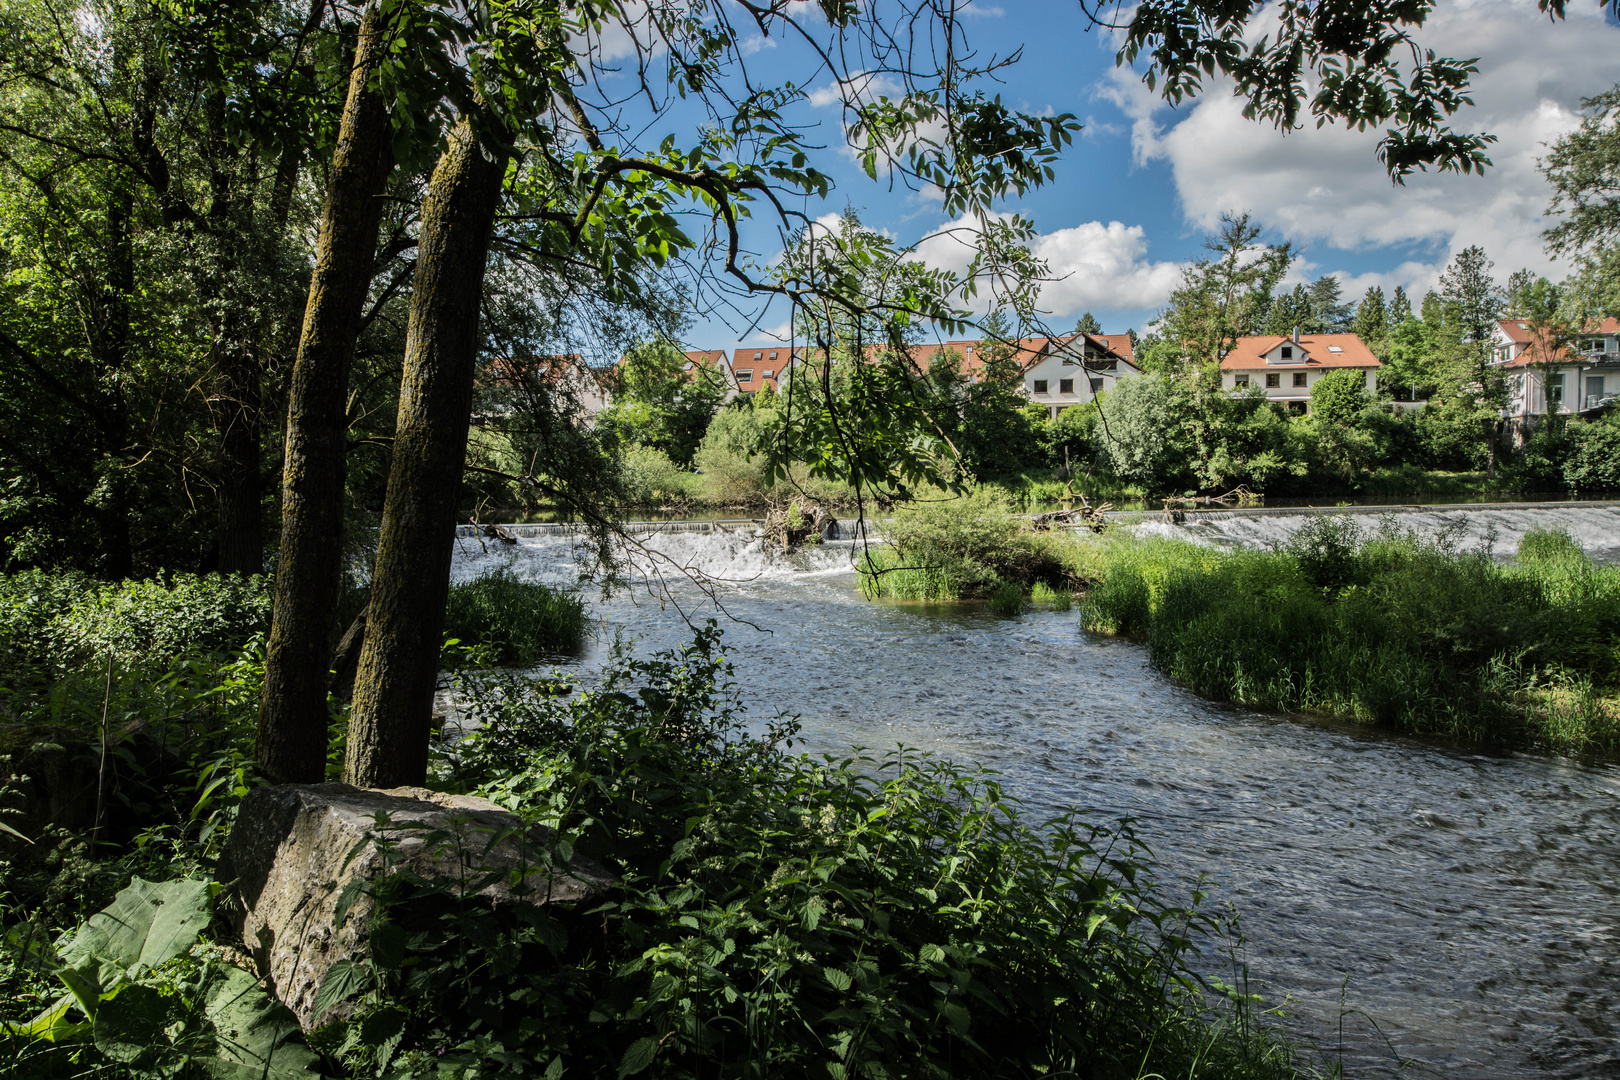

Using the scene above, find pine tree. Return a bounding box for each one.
[1307,275,1353,332]
[1389,285,1413,325]
[1074,312,1102,334]
[1354,285,1387,340]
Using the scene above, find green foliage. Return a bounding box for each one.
[857,488,1077,600]
[334,626,1301,1080]
[3,878,316,1079]
[1542,86,1620,254]
[619,446,702,506]
[1082,528,1620,754]
[692,404,771,504]
[601,342,727,468]
[1093,375,1177,488]
[0,571,269,675]
[989,580,1025,614]
[1308,369,1371,427]
[1563,413,1620,491]
[442,570,587,667]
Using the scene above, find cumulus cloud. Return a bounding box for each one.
[911,213,1185,314]
[1109,0,1620,287]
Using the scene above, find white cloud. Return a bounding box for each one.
[807,71,905,108]
[959,1,1005,16]
[1111,0,1619,286]
[911,213,1185,314]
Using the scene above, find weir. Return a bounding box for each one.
[456,501,1620,579]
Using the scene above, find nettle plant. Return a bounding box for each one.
[318,625,1298,1080]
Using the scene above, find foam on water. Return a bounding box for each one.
[1125,502,1620,562]
[450,525,864,585]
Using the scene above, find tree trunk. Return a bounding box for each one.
[256,3,393,784]
[214,331,264,574]
[344,114,507,788]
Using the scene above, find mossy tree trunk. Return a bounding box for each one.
[344,114,508,788]
[256,3,393,784]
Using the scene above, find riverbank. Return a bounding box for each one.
[1078,523,1620,755]
[0,570,1305,1080]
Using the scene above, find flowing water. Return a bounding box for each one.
[450,503,1620,1078]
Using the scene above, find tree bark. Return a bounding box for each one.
[345,114,508,788]
[256,3,393,784]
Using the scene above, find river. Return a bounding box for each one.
[449,502,1620,1078]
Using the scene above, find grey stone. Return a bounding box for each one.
[221,783,612,1030]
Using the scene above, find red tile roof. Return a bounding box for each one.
[1220,334,1379,370]
[1498,318,1620,367]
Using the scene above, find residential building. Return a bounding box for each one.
[1017,333,1139,419]
[475,354,612,421]
[1491,317,1620,421]
[1219,331,1380,414]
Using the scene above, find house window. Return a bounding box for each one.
[1293,372,1308,388]
[1288,401,1307,415]
[1089,378,1103,393]
[1281,346,1293,359]
[735,369,753,382]
[1059,378,1074,394]
[1548,374,1564,403]
[1589,376,1607,400]
[768,352,778,361]
[1098,359,1117,371]
[1265,373,1280,388]
[753,352,762,361]
[763,369,774,379]
[1234,374,1249,388]
[1033,379,1049,394]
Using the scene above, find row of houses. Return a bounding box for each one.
[504,318,1617,426]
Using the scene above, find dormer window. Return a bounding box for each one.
[763,369,774,379]
[1280,346,1293,360]
[753,352,762,361]
[735,369,753,382]
[768,352,778,361]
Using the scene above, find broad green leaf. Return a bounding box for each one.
[93,983,177,1067]
[312,958,370,1021]
[59,877,211,991]
[823,967,852,992]
[3,992,85,1042]
[618,1036,658,1077]
[195,965,319,1079]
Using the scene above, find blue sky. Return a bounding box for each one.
[642,0,1620,351]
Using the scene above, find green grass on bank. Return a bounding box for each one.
[1081,523,1620,755]
[442,569,587,666]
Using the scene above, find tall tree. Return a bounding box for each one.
[257,3,395,784]
[1074,312,1102,334]
[1437,246,1507,478]
[1307,275,1353,333]
[345,112,508,787]
[1542,87,1620,254]
[1389,286,1414,326]
[1354,286,1388,341]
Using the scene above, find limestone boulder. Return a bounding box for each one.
[221,783,613,1030]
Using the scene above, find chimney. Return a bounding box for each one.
[1292,326,1300,344]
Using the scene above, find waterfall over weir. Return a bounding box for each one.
[451,501,1620,585]
[1124,499,1620,562]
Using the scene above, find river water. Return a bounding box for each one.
[450,503,1620,1078]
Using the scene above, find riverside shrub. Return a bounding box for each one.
[858,487,1077,600]
[441,569,587,666]
[327,626,1301,1080]
[1082,526,1620,753]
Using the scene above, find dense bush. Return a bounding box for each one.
[1082,526,1620,753]
[858,487,1079,600]
[1563,412,1620,491]
[327,627,1300,1080]
[0,570,270,677]
[619,445,702,506]
[442,569,587,666]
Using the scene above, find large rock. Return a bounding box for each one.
[222,783,613,1030]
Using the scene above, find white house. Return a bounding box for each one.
[1017,333,1140,419]
[1492,317,1620,421]
[1219,331,1380,414]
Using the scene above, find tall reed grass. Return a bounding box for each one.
[1082,523,1620,755]
[442,569,587,666]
